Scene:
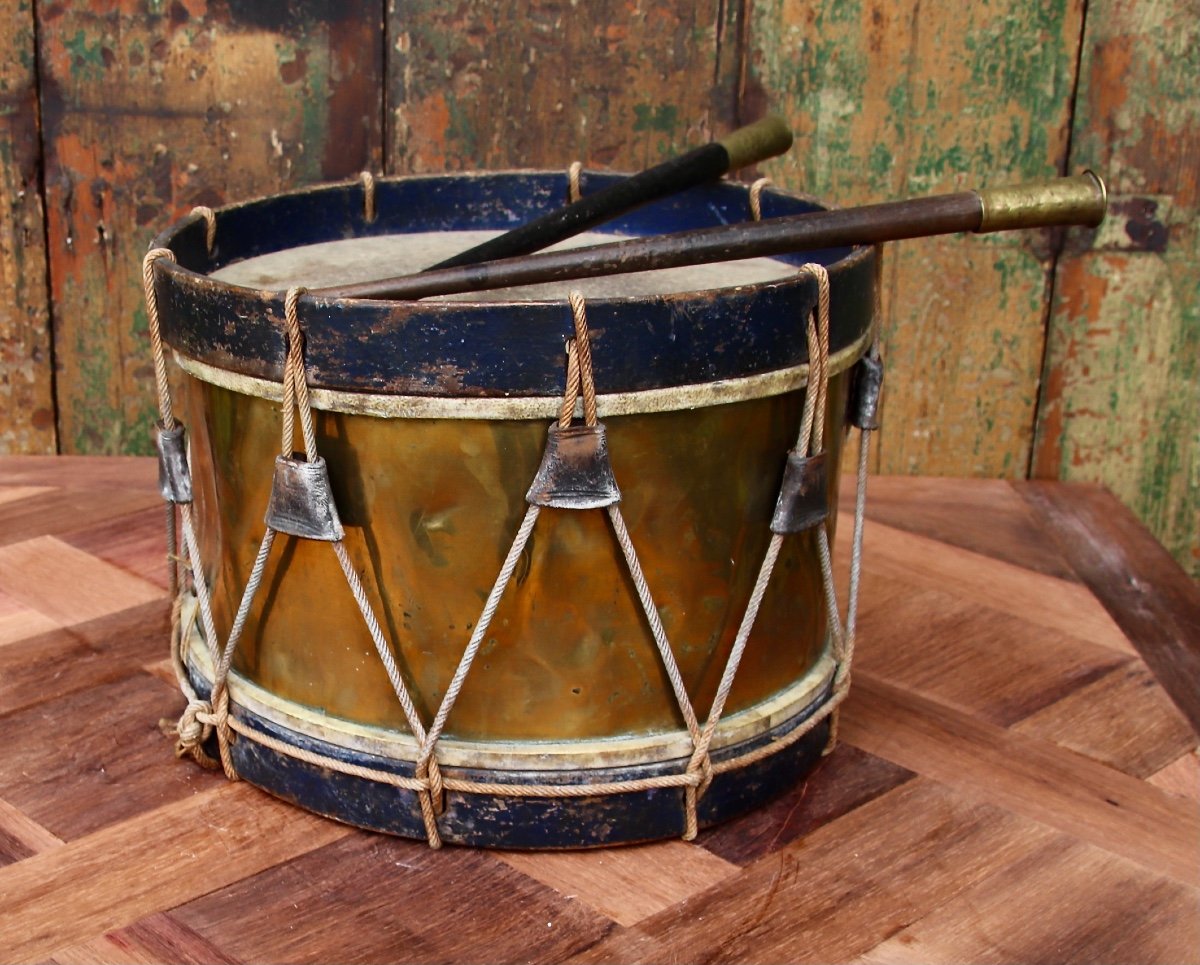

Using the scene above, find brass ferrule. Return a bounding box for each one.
[976,171,1107,232]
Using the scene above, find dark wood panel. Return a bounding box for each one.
[171,834,613,964]
[0,0,55,453]
[697,744,914,866]
[570,781,1061,964]
[0,671,215,840]
[1019,481,1200,731]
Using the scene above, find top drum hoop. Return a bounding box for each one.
[147,171,877,848]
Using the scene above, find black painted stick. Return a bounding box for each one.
[314,173,1106,302]
[424,115,794,271]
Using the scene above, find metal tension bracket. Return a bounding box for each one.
[155,421,193,504]
[770,450,829,534]
[526,423,621,510]
[847,347,884,431]
[265,454,345,541]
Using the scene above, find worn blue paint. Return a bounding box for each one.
[195,673,832,849]
[150,172,876,397]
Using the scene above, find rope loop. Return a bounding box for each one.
[749,177,772,221]
[360,171,377,223]
[190,206,217,253]
[141,247,178,429]
[280,287,317,459]
[558,291,599,427]
[566,161,583,204]
[796,263,832,458]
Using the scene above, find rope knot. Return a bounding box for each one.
[686,752,715,797]
[177,698,213,748]
[415,757,446,814]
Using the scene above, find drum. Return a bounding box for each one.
[146,171,877,848]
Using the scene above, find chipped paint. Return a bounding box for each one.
[0,0,55,454]
[34,2,382,454]
[1036,0,1199,576]
[750,0,1084,484]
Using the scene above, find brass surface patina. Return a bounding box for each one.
[183,376,848,742]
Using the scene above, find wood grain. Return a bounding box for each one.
[0,535,162,625]
[168,834,611,965]
[857,476,1080,581]
[0,487,160,549]
[0,796,64,867]
[697,744,914,866]
[1020,481,1200,731]
[55,913,240,965]
[1150,752,1200,804]
[570,779,1062,964]
[842,673,1200,887]
[1015,662,1198,779]
[498,841,739,927]
[0,783,351,965]
[857,836,1200,965]
[1033,0,1200,577]
[845,514,1132,654]
[1,460,1196,963]
[0,590,57,647]
[35,3,383,456]
[389,1,737,175]
[853,581,1128,725]
[0,671,214,840]
[0,0,55,454]
[747,0,1084,479]
[0,600,168,715]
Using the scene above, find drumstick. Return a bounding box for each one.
[424,115,794,270]
[314,172,1106,301]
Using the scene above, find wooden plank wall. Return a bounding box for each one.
[0,1,1194,576]
[1033,0,1199,576]
[0,0,55,454]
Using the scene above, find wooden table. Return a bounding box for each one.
[1,456,1197,964]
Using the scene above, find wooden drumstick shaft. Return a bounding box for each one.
[424,115,794,271]
[314,172,1107,302]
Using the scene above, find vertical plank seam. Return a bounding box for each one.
[379,0,391,177]
[29,0,61,455]
[1027,0,1092,480]
[735,0,752,126]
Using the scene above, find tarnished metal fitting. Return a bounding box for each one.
[265,455,345,540]
[526,423,621,510]
[155,421,193,504]
[770,451,829,534]
[847,350,884,430]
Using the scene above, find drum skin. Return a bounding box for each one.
[149,171,876,846]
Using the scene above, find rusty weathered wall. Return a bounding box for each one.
[34,0,383,454]
[1,0,55,453]
[387,0,741,173]
[0,1,1195,575]
[1034,0,1199,574]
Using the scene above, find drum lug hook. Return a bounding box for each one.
[155,421,193,504]
[526,422,622,510]
[265,454,346,541]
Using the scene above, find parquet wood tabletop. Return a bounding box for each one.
[0,456,1197,964]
